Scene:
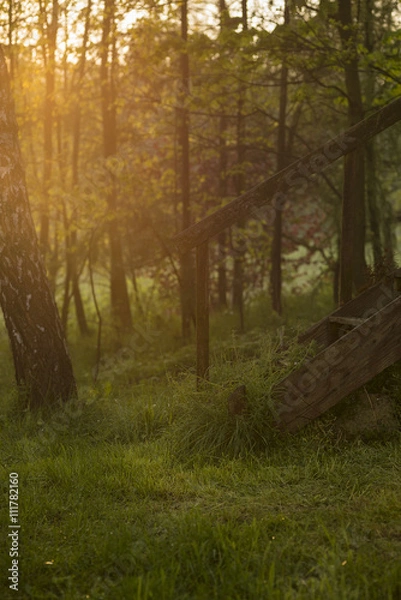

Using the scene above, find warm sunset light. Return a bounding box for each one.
[1,0,401,597]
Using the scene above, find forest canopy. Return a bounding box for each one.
[1,0,401,340]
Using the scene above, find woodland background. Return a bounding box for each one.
[2,0,401,346]
[2,3,401,598]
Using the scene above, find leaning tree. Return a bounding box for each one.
[0,46,77,408]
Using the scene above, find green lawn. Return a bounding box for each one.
[1,297,401,599]
[1,426,401,599]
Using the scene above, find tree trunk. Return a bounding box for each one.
[0,48,77,408]
[101,0,133,332]
[7,0,16,80]
[366,140,382,265]
[72,260,90,335]
[270,0,289,315]
[39,0,59,255]
[232,106,245,332]
[363,0,392,265]
[217,110,228,309]
[232,230,245,332]
[217,231,228,309]
[231,0,248,332]
[216,0,230,310]
[178,0,194,340]
[63,0,92,336]
[337,0,367,302]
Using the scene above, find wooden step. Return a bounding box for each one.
[299,278,398,351]
[275,293,401,433]
[329,316,365,327]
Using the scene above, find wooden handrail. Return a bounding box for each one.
[173,96,401,254]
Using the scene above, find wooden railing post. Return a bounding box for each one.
[196,240,209,385]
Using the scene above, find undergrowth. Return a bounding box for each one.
[169,333,318,461]
[1,326,321,461]
[1,288,401,599]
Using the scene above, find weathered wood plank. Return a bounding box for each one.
[196,241,209,384]
[276,294,401,433]
[299,279,398,349]
[173,97,401,254]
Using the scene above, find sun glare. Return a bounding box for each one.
[1,0,287,67]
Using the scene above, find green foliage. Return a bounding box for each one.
[1,0,401,595]
[2,0,401,336]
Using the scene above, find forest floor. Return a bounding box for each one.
[1,290,401,599]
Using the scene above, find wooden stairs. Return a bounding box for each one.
[275,269,401,433]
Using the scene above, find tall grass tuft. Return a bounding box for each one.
[169,332,316,461]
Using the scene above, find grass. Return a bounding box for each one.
[2,431,401,599]
[1,289,401,599]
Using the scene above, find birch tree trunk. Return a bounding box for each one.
[0,46,77,408]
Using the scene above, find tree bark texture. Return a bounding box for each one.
[0,47,77,408]
[365,140,382,264]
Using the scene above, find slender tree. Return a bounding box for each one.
[178,0,194,339]
[38,0,59,256]
[270,0,290,315]
[216,0,229,310]
[217,117,228,309]
[231,0,248,332]
[61,0,91,336]
[337,0,367,302]
[100,0,133,331]
[0,47,77,408]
